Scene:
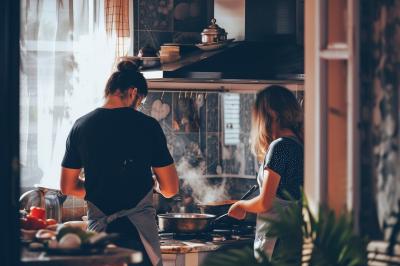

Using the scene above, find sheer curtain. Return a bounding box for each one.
[20,0,132,189]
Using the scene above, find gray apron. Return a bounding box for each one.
[254,136,302,260]
[87,189,162,266]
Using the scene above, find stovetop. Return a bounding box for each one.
[159,226,255,254]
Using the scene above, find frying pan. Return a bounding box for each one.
[157,185,259,233]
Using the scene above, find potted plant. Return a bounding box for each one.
[203,194,367,266]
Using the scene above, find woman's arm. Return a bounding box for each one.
[228,168,281,219]
[60,167,86,198]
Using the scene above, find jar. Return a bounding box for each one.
[201,18,227,44]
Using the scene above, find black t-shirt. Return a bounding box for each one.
[260,136,304,200]
[62,107,173,214]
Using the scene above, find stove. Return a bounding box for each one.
[160,226,254,266]
[159,225,255,254]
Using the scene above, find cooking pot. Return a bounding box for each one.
[158,213,216,233]
[158,185,259,233]
[201,18,227,44]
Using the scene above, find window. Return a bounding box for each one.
[20,0,133,189]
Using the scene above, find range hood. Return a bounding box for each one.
[143,0,304,81]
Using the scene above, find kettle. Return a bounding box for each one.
[19,186,67,223]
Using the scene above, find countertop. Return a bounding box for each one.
[160,237,253,254]
[21,246,142,266]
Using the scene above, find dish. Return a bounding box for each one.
[195,39,234,51]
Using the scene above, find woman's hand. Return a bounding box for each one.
[228,201,247,220]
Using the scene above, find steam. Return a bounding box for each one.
[176,158,228,204]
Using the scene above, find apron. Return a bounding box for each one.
[87,189,162,266]
[254,136,302,260]
[254,193,297,260]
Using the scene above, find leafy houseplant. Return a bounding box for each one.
[202,194,367,266]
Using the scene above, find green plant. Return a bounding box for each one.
[202,194,367,266]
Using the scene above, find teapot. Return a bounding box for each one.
[201,18,227,44]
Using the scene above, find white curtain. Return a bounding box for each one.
[20,0,132,189]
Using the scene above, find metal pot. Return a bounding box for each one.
[158,213,216,233]
[201,18,227,44]
[19,186,67,223]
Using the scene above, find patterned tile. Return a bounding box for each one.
[141,92,258,177]
[135,30,173,54]
[172,31,201,44]
[206,93,219,133]
[137,0,174,31]
[173,133,203,166]
[142,91,173,129]
[240,94,256,133]
[221,145,242,175]
[206,133,219,175]
[173,0,208,32]
[172,92,201,133]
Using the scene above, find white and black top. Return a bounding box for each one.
[254,136,304,259]
[258,136,304,200]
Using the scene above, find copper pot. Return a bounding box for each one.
[201,18,227,44]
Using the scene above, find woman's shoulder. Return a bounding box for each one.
[269,137,303,152]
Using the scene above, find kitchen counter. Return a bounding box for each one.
[160,234,253,266]
[21,246,142,266]
[160,237,253,254]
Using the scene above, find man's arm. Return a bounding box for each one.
[152,163,179,198]
[60,167,86,198]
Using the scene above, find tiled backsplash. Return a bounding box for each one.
[141,91,258,178]
[62,196,87,222]
[133,0,211,54]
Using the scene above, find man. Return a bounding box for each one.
[60,60,179,266]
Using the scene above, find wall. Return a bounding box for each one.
[141,91,258,178]
[133,0,212,54]
[360,0,400,239]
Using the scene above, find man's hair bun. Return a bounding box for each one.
[117,60,139,72]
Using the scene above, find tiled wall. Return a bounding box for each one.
[141,91,258,178]
[133,0,211,54]
[62,196,87,222]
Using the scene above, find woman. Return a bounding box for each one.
[60,60,179,266]
[228,85,304,260]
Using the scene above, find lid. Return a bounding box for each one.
[201,18,226,35]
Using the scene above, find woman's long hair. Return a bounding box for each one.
[250,85,303,162]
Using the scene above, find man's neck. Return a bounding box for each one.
[103,95,129,109]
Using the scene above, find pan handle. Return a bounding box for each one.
[214,184,259,223]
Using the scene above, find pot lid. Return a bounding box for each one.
[201,18,226,35]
